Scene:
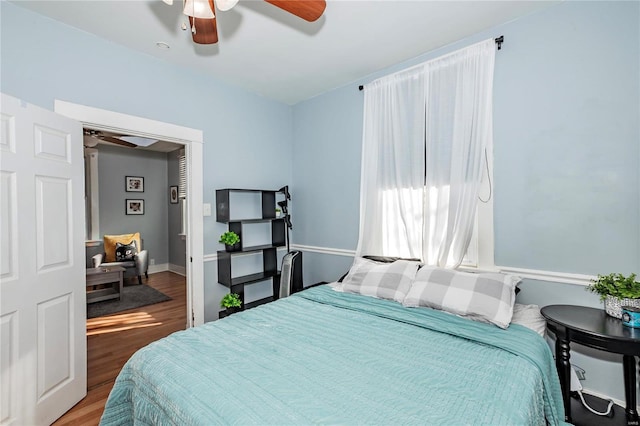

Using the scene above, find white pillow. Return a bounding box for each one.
[340,257,421,303]
[403,266,521,329]
[511,304,546,336]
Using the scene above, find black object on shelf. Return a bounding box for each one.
[277,186,292,252]
[216,188,289,318]
[277,200,288,214]
[278,185,291,200]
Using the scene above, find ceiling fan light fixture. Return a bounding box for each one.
[182,0,215,19]
[216,0,239,12]
[174,0,325,45]
[118,136,159,147]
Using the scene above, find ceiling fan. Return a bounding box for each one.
[83,130,162,149]
[84,130,136,148]
[163,0,326,45]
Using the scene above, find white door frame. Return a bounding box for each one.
[54,100,205,327]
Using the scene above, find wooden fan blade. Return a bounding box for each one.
[189,16,219,44]
[265,0,326,22]
[187,0,218,44]
[101,136,137,148]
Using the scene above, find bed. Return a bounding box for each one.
[100,265,567,425]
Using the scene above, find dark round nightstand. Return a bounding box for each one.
[541,305,640,424]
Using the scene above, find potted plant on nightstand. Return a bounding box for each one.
[219,231,240,252]
[586,273,640,318]
[220,293,242,317]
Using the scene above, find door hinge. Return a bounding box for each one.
[192,310,195,325]
[190,256,193,263]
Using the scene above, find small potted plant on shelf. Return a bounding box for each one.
[220,293,242,317]
[275,207,282,218]
[219,231,240,252]
[586,273,640,318]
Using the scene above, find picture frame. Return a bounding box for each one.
[125,176,144,192]
[126,199,144,215]
[169,186,179,204]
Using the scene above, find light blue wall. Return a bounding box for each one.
[292,87,364,250]
[492,2,639,275]
[1,2,293,321]
[97,144,169,265]
[292,1,639,403]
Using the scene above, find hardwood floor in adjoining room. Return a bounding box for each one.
[54,271,187,426]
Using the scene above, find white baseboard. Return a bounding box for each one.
[168,264,186,276]
[147,263,185,276]
[148,263,169,274]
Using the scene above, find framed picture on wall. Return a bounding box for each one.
[125,176,144,192]
[170,186,179,204]
[126,199,144,215]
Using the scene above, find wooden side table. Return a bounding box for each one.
[541,304,640,424]
[86,266,125,303]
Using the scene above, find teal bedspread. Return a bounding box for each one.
[100,285,567,425]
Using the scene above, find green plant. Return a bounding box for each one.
[586,273,640,301]
[220,293,242,309]
[219,231,240,246]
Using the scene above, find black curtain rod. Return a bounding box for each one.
[359,35,504,91]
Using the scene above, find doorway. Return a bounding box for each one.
[83,129,186,277]
[78,130,188,423]
[54,100,205,327]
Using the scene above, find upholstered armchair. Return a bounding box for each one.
[91,233,149,285]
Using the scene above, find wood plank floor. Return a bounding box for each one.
[54,271,187,425]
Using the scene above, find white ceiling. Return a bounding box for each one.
[12,0,558,105]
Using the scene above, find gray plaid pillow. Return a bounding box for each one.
[403,266,521,328]
[341,257,421,303]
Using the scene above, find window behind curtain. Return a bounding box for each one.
[357,38,496,268]
[178,149,187,235]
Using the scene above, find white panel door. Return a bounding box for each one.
[0,93,86,425]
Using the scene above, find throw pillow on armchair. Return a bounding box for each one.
[94,232,149,285]
[115,240,138,261]
[104,233,142,262]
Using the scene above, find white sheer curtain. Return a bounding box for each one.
[356,39,495,268]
